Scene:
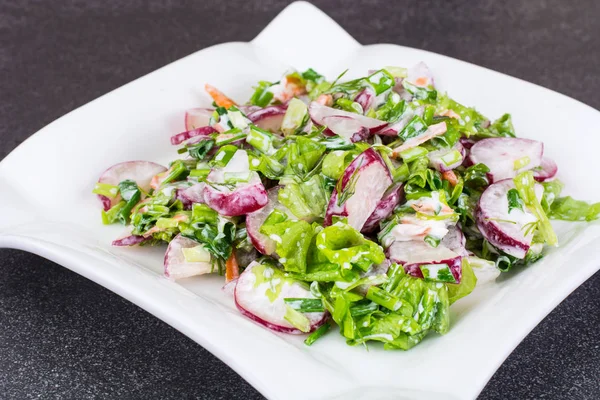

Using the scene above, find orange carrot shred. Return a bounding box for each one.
[225,252,240,282]
[442,170,459,186]
[205,84,237,109]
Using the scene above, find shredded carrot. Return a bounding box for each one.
[205,84,237,109]
[442,170,459,186]
[225,252,240,282]
[316,94,333,106]
[414,76,429,87]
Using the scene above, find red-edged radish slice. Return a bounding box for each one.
[469,138,543,182]
[203,150,268,216]
[185,108,214,131]
[376,109,420,137]
[164,235,212,280]
[362,183,404,233]
[309,102,387,142]
[234,261,327,334]
[354,87,375,112]
[325,148,392,230]
[246,186,294,255]
[97,161,167,211]
[112,234,147,247]
[238,105,261,115]
[176,182,205,206]
[247,106,287,132]
[392,122,447,154]
[387,240,462,283]
[428,143,465,172]
[476,178,543,259]
[533,157,558,182]
[171,126,216,146]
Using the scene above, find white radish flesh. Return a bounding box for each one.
[469,138,543,182]
[234,261,327,334]
[533,157,558,182]
[428,143,465,172]
[164,235,212,280]
[325,148,392,231]
[476,178,542,259]
[246,187,293,255]
[185,108,214,131]
[171,126,216,146]
[362,183,403,233]
[309,102,387,142]
[97,161,167,210]
[387,240,462,283]
[247,106,287,132]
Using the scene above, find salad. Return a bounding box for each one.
[93,64,600,350]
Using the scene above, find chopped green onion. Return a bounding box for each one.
[159,161,188,188]
[192,203,218,224]
[383,66,407,78]
[101,201,127,225]
[284,305,311,333]
[281,98,308,136]
[284,298,325,313]
[92,182,119,198]
[419,263,455,283]
[250,81,274,107]
[424,235,441,248]
[227,110,249,129]
[513,156,531,170]
[304,322,331,346]
[366,286,412,316]
[189,168,210,180]
[223,171,251,184]
[335,98,363,114]
[440,149,462,166]
[246,125,275,154]
[182,245,211,263]
[399,146,428,163]
[212,145,238,167]
[215,129,245,147]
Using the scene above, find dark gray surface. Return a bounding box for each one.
[1,1,599,399]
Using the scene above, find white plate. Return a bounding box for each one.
[1,2,599,399]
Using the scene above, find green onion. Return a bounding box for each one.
[192,203,218,224]
[335,98,363,114]
[281,98,308,136]
[159,161,188,188]
[212,145,238,167]
[304,323,331,346]
[250,81,274,107]
[349,301,379,317]
[215,129,245,147]
[284,298,325,313]
[399,115,427,140]
[383,66,407,78]
[101,201,127,225]
[513,156,531,170]
[92,182,119,198]
[223,171,251,184]
[419,263,455,283]
[424,235,441,248]
[284,305,311,333]
[440,149,462,166]
[189,168,210,180]
[227,110,249,129]
[399,146,428,163]
[182,245,211,263]
[117,180,142,224]
[366,286,412,316]
[246,125,275,154]
[155,217,181,229]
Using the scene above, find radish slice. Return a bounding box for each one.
[247,106,287,132]
[387,240,462,283]
[203,150,268,216]
[112,234,147,247]
[238,105,261,115]
[362,183,403,233]
[171,126,216,146]
[185,108,214,131]
[164,235,212,280]
[476,179,542,259]
[441,226,470,257]
[406,62,434,88]
[309,102,387,142]
[176,182,205,208]
[325,148,392,230]
[97,161,167,210]
[459,137,476,150]
[392,122,447,154]
[246,186,294,255]
[469,138,543,182]
[428,143,465,172]
[354,87,375,112]
[234,261,327,334]
[533,157,558,182]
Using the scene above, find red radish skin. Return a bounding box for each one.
[171,126,216,146]
[164,235,212,280]
[325,148,392,231]
[97,161,167,211]
[476,179,542,259]
[533,157,558,182]
[469,138,543,182]
[246,186,293,255]
[247,105,287,132]
[309,102,387,142]
[362,183,404,233]
[203,173,268,217]
[112,235,147,247]
[234,262,327,334]
[387,240,462,283]
[354,88,375,112]
[185,108,214,131]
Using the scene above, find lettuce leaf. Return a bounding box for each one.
[548,196,600,222]
[446,258,477,304]
[260,219,319,274]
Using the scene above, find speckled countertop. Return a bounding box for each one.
[1,1,599,399]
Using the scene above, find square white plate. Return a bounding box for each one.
[1,2,599,399]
